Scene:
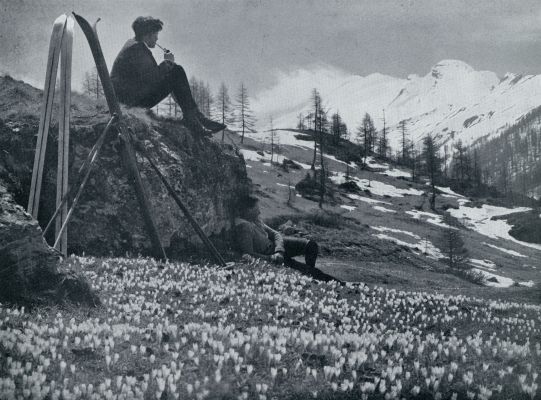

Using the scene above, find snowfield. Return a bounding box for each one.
[331,172,424,197]
[447,204,541,250]
[405,210,456,229]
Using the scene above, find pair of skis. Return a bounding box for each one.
[27,14,74,256]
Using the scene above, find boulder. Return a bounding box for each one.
[0,75,251,258]
[0,178,99,306]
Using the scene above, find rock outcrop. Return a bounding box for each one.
[0,75,251,258]
[0,177,99,306]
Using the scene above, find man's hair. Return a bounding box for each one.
[132,16,163,40]
[236,196,259,220]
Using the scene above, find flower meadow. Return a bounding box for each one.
[1,256,540,400]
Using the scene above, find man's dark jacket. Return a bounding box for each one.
[110,39,170,105]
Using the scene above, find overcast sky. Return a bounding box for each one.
[1,0,541,98]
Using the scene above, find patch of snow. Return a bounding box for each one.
[331,172,423,197]
[372,226,421,239]
[372,227,443,259]
[340,205,356,212]
[380,168,412,179]
[373,233,414,248]
[276,183,295,189]
[473,269,514,288]
[346,194,391,205]
[436,186,466,198]
[469,258,497,271]
[405,210,456,229]
[240,148,311,169]
[373,205,397,213]
[243,129,313,149]
[323,154,355,167]
[365,156,389,169]
[239,149,264,162]
[483,242,527,258]
[448,204,541,250]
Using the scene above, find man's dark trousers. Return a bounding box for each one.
[283,237,334,282]
[131,65,197,110]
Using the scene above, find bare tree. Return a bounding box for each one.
[422,134,442,210]
[399,119,409,164]
[216,83,234,142]
[439,215,469,270]
[83,67,104,100]
[317,108,329,208]
[297,112,305,130]
[331,111,347,145]
[310,89,322,170]
[358,113,375,166]
[269,116,276,164]
[234,82,256,143]
[378,109,388,158]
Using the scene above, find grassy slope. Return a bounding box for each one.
[218,129,541,304]
[1,256,540,400]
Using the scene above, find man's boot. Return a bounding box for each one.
[197,111,227,133]
[183,109,212,137]
[305,240,318,268]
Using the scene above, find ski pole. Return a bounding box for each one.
[44,115,118,243]
[43,114,117,238]
[137,147,227,267]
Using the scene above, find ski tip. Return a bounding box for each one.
[54,14,68,25]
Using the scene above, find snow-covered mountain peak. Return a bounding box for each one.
[252,60,541,151]
[430,59,475,79]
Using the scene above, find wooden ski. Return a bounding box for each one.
[73,12,167,260]
[28,14,67,218]
[55,15,74,255]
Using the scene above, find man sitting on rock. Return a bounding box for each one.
[233,196,339,282]
[111,16,225,136]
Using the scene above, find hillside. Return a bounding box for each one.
[471,105,541,199]
[227,127,541,300]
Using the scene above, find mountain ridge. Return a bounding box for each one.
[253,59,541,152]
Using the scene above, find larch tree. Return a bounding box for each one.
[439,215,469,270]
[358,113,375,166]
[297,112,306,131]
[379,109,388,158]
[310,89,322,170]
[422,134,443,210]
[331,111,346,145]
[216,83,234,142]
[399,119,409,164]
[234,82,256,143]
[83,67,104,100]
[318,107,329,208]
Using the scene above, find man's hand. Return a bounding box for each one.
[164,52,175,62]
[241,254,254,263]
[270,252,284,264]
